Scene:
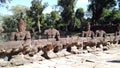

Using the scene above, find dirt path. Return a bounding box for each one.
[3,46,120,68]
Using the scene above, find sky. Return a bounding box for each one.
[0,0,89,15]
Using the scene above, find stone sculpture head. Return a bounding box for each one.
[17,19,26,32]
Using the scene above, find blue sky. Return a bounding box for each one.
[0,0,89,15]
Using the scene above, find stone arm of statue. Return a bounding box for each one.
[91,31,95,38]
[82,31,85,37]
[55,31,60,41]
[44,30,48,38]
[44,30,48,35]
[56,31,60,37]
[95,30,99,37]
[23,31,31,46]
[25,31,31,40]
[103,31,107,37]
[115,30,120,36]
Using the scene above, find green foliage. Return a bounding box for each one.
[112,10,120,19]
[110,10,120,24]
[43,11,60,29]
[51,11,60,21]
[2,15,18,33]
[74,17,81,28]
[99,8,111,24]
[75,7,84,27]
[50,11,60,28]
[58,0,77,31]
[75,8,84,19]
[100,8,111,18]
[2,5,32,33]
[88,0,116,24]
[10,5,29,15]
[27,0,47,33]
[24,15,33,31]
[44,13,51,28]
[99,9,120,25]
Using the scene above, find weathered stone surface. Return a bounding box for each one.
[10,54,25,66]
[70,46,82,54]
[0,61,8,67]
[42,49,57,59]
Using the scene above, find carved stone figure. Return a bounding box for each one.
[82,23,94,37]
[95,30,106,37]
[44,28,60,41]
[10,19,31,41]
[116,24,120,35]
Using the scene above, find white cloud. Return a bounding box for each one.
[76,0,88,11]
[43,6,53,14]
[77,0,88,4]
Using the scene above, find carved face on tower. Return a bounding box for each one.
[18,19,26,32]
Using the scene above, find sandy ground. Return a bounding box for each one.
[2,46,120,68]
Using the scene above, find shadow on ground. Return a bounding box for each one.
[107,60,120,63]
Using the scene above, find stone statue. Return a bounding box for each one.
[95,29,106,37]
[82,23,94,37]
[10,19,31,41]
[115,24,120,35]
[44,28,60,41]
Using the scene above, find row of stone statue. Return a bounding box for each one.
[10,19,120,41]
[10,19,60,41]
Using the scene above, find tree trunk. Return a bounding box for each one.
[65,24,68,32]
[37,16,41,33]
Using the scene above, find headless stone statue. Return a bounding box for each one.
[10,19,31,41]
[96,30,106,37]
[44,28,60,41]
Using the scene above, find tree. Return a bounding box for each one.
[9,5,30,21]
[58,0,77,31]
[0,0,11,3]
[0,14,3,32]
[10,5,29,15]
[99,8,111,25]
[43,11,60,29]
[75,7,84,23]
[117,0,120,10]
[2,5,31,33]
[2,15,18,33]
[0,0,12,7]
[10,5,33,31]
[27,0,48,33]
[44,13,51,28]
[50,11,60,27]
[88,0,116,24]
[110,10,120,24]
